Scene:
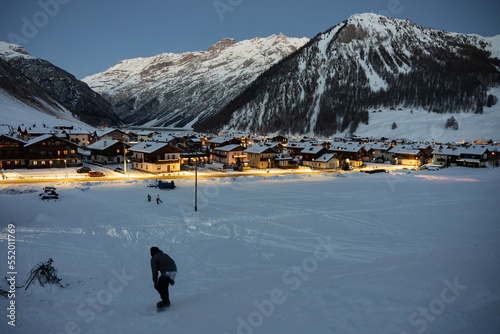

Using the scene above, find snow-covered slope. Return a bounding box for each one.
[0,42,122,128]
[0,169,499,333]
[196,13,500,139]
[0,88,90,129]
[82,34,309,128]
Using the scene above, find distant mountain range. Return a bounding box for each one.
[194,13,500,136]
[82,34,308,128]
[1,13,499,140]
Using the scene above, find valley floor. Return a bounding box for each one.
[0,167,499,333]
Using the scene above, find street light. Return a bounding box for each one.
[195,158,198,212]
[123,142,127,175]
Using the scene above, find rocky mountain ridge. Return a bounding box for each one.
[0,42,122,128]
[194,13,500,136]
[82,33,309,128]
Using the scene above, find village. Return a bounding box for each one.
[0,124,499,180]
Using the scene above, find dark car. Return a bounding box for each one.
[88,171,105,177]
[77,167,91,173]
[114,167,124,173]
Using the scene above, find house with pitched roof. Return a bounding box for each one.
[456,145,491,167]
[24,134,81,168]
[129,141,184,173]
[313,153,339,169]
[431,146,461,167]
[63,129,97,147]
[87,139,130,164]
[96,128,131,144]
[389,146,422,166]
[300,145,328,168]
[0,135,27,169]
[207,136,242,150]
[210,144,247,166]
[365,142,393,161]
[244,143,280,169]
[329,142,367,167]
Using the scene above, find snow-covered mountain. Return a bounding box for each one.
[82,34,309,128]
[195,13,500,138]
[0,42,122,128]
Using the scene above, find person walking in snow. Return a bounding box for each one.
[150,247,177,308]
[156,195,162,204]
[147,194,151,202]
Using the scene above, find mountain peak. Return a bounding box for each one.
[208,38,237,52]
[0,42,34,61]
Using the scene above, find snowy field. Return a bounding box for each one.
[0,168,499,334]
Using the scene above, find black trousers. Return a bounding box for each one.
[157,276,171,304]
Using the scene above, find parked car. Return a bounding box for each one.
[114,167,124,173]
[77,166,91,173]
[88,171,105,177]
[39,186,58,200]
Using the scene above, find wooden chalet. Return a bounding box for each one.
[0,135,27,169]
[207,136,242,150]
[329,143,367,168]
[389,146,422,167]
[24,134,81,168]
[63,129,98,147]
[129,141,184,174]
[300,145,328,168]
[86,139,130,164]
[96,128,131,144]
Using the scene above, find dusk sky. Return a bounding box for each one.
[1,0,500,79]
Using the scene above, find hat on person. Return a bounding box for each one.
[150,246,161,256]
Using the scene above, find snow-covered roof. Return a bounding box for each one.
[315,153,336,162]
[390,147,420,155]
[86,139,121,150]
[244,143,277,154]
[208,136,235,144]
[300,145,325,154]
[136,130,158,136]
[0,125,13,135]
[433,146,462,156]
[275,153,293,161]
[129,141,168,153]
[330,142,365,152]
[214,144,243,152]
[365,142,391,151]
[0,134,25,143]
[463,145,491,155]
[96,128,127,137]
[286,142,310,149]
[24,134,55,147]
[151,133,175,142]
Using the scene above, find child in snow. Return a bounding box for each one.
[156,195,162,204]
[147,194,151,202]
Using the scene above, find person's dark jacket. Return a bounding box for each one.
[151,250,177,284]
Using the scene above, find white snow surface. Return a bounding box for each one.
[0,89,90,129]
[1,168,499,333]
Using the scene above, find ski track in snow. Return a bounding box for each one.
[0,169,499,333]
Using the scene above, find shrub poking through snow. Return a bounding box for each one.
[25,258,63,290]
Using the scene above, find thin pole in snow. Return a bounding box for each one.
[195,159,198,212]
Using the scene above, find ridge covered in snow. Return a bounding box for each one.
[82,34,309,128]
[195,13,500,140]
